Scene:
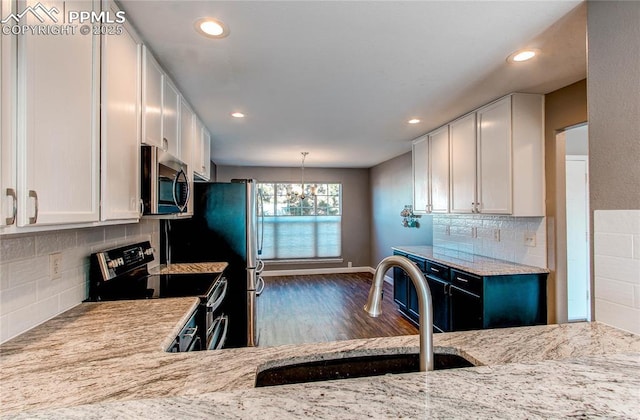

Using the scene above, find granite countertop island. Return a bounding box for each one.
[393,245,550,276]
[1,298,639,418]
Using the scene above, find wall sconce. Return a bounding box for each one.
[401,205,420,228]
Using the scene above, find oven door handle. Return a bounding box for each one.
[207,277,228,312]
[208,314,229,350]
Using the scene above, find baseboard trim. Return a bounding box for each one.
[262,265,394,285]
[263,266,373,277]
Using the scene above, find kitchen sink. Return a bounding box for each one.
[255,352,475,387]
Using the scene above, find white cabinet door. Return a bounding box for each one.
[193,118,210,181]
[162,77,180,157]
[101,0,141,221]
[477,96,512,214]
[429,126,450,213]
[201,127,211,181]
[412,135,429,214]
[449,113,476,214]
[0,0,17,228]
[141,46,163,148]
[17,0,100,226]
[179,98,195,215]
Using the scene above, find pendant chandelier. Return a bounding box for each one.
[288,152,317,200]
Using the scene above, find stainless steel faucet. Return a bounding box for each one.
[364,255,434,371]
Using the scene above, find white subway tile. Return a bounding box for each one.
[594,276,635,307]
[594,255,640,285]
[0,313,9,343]
[634,285,640,309]
[59,285,85,312]
[7,302,40,339]
[0,282,37,315]
[595,210,640,235]
[0,235,35,263]
[76,227,105,247]
[8,256,48,288]
[595,233,634,258]
[0,263,9,290]
[125,223,141,238]
[595,299,640,335]
[36,231,76,256]
[105,225,126,241]
[36,275,67,300]
[634,235,640,260]
[37,295,60,324]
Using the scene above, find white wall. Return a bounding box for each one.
[433,215,547,268]
[593,210,640,334]
[0,220,160,343]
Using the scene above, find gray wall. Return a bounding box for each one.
[217,165,371,270]
[369,152,432,266]
[588,1,640,210]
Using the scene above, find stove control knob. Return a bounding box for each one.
[144,248,154,256]
[107,260,117,269]
[118,258,124,266]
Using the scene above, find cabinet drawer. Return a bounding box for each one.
[407,255,427,272]
[450,270,482,296]
[426,261,449,281]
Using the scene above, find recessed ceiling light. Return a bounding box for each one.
[195,18,229,39]
[507,49,539,63]
[231,112,245,118]
[408,118,421,124]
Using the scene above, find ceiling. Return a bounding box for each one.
[119,1,586,168]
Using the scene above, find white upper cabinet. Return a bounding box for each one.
[1,0,17,229]
[412,135,429,213]
[100,0,142,222]
[194,119,211,181]
[440,93,544,216]
[17,0,100,226]
[162,76,180,158]
[429,126,450,213]
[179,97,195,215]
[476,96,512,214]
[449,113,477,214]
[141,45,163,149]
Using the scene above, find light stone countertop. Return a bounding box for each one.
[150,262,229,275]
[1,299,639,418]
[393,245,550,276]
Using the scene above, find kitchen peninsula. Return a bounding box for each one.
[1,297,638,418]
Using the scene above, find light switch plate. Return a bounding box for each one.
[524,232,537,247]
[50,253,62,279]
[445,225,451,236]
[493,229,501,242]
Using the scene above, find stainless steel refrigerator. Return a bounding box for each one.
[163,179,264,347]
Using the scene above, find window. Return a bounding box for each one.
[258,183,342,260]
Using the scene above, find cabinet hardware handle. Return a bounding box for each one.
[28,190,38,224]
[139,199,144,217]
[183,326,198,339]
[456,276,469,283]
[5,188,17,225]
[430,267,439,273]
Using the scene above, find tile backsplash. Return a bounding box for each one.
[594,210,640,334]
[432,215,547,268]
[0,220,160,343]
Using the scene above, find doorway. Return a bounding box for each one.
[562,124,590,321]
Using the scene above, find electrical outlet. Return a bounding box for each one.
[50,253,62,279]
[471,227,478,238]
[493,229,501,242]
[445,225,451,236]
[348,261,353,268]
[524,232,537,247]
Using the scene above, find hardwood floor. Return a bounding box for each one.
[256,272,418,347]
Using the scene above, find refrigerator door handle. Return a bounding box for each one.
[256,259,264,274]
[256,276,265,296]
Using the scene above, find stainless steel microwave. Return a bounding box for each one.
[141,145,190,216]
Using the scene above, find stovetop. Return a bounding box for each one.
[90,271,219,302]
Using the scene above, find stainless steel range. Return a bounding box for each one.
[88,241,228,352]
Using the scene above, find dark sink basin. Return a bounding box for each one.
[255,352,474,387]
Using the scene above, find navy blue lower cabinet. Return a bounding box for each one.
[392,252,548,331]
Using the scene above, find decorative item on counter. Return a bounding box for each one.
[401,205,420,228]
